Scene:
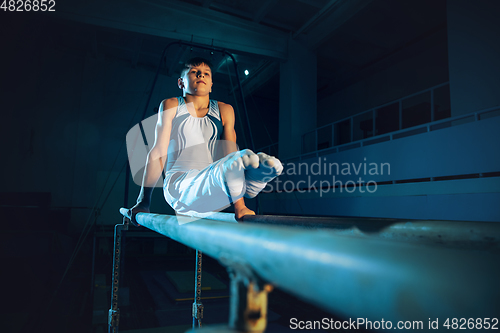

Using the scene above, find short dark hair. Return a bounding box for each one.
[180,57,214,77]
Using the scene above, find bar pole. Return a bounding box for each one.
[108,220,129,333]
[192,249,204,329]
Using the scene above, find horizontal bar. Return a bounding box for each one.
[120,209,500,325]
[190,212,500,251]
[108,211,500,250]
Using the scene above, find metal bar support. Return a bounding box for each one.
[192,249,204,329]
[228,269,273,333]
[431,87,435,121]
[399,100,402,130]
[350,117,353,143]
[372,109,376,136]
[108,219,129,333]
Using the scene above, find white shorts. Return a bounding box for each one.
[163,152,246,216]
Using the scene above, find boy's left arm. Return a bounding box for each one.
[219,102,238,153]
[219,102,255,218]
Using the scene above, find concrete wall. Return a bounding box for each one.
[279,39,317,159]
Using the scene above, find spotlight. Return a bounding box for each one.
[244,70,249,76]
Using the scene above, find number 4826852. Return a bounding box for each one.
[1,0,56,11]
[443,318,498,330]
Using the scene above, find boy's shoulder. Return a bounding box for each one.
[217,101,234,112]
[158,97,180,120]
[161,97,180,109]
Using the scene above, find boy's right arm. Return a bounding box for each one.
[127,98,177,226]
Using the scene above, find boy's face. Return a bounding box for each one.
[178,63,213,96]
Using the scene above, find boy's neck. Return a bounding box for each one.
[183,94,210,110]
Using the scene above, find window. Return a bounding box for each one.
[433,85,451,121]
[302,131,316,154]
[353,111,374,141]
[376,103,399,135]
[402,92,431,129]
[334,119,351,146]
[317,125,332,150]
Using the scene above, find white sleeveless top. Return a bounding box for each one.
[165,97,223,173]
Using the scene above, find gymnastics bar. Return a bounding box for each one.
[189,211,500,251]
[119,209,500,332]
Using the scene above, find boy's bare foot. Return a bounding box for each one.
[234,198,255,221]
[235,206,256,220]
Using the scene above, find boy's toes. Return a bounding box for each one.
[242,152,259,169]
[258,153,274,167]
[257,153,283,175]
[272,157,283,175]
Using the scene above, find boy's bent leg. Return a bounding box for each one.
[220,150,282,218]
[164,152,247,215]
[164,150,282,216]
[220,149,283,198]
[220,150,248,200]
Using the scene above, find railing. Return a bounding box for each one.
[257,80,498,160]
[301,82,453,156]
[256,142,279,156]
[290,105,500,162]
[258,104,500,163]
[111,210,500,332]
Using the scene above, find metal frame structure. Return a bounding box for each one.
[110,210,500,332]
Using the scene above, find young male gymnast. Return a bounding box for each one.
[127,57,283,225]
